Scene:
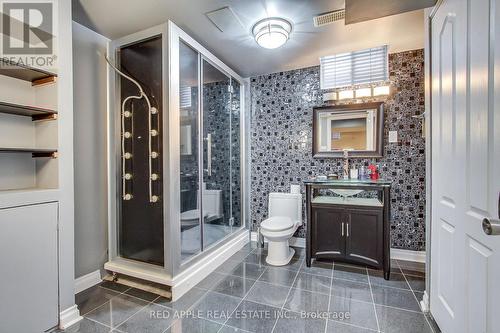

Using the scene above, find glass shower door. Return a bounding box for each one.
[202,59,232,248]
[179,41,201,261]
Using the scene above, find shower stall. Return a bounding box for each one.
[104,22,247,300]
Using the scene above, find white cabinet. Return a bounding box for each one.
[0,202,58,332]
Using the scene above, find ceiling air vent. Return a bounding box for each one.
[313,10,345,27]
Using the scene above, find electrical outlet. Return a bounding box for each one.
[389,131,398,143]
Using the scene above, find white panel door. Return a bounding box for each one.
[431,0,500,332]
[0,202,59,333]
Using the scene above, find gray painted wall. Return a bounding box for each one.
[72,22,109,278]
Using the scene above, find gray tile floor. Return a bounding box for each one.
[70,243,439,333]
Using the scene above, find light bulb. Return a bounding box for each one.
[151,129,158,137]
[151,152,159,158]
[123,194,132,200]
[124,152,132,159]
[151,173,159,181]
[124,173,132,180]
[123,110,132,118]
[124,131,132,138]
[151,107,158,115]
[151,195,159,203]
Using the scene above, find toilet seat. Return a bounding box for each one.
[261,216,294,232]
[181,209,208,220]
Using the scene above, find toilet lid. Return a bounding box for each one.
[261,216,294,232]
[181,209,208,220]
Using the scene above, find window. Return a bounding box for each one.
[320,45,388,89]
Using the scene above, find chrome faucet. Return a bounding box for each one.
[343,149,349,180]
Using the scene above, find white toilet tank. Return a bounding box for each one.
[268,193,302,224]
[203,189,222,217]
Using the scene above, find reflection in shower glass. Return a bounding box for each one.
[179,41,201,261]
[202,60,232,248]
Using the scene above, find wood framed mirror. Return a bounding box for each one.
[312,102,384,158]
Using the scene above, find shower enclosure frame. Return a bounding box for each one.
[105,21,248,299]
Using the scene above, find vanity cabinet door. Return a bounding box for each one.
[311,206,345,258]
[345,208,383,267]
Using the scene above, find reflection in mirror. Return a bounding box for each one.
[319,110,376,151]
[313,102,384,158]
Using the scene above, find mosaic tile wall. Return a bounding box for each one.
[250,49,426,251]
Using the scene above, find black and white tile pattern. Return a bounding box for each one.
[250,49,426,251]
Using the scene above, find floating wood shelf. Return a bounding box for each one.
[0,58,57,82]
[0,101,57,121]
[0,148,58,158]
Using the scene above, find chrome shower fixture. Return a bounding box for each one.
[105,54,160,203]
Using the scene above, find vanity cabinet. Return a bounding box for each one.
[305,180,391,279]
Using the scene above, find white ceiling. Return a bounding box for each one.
[73,0,425,78]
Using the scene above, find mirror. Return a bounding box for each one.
[313,102,384,158]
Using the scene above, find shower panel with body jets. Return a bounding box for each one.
[104,22,247,300]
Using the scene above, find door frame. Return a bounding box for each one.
[424,0,446,313]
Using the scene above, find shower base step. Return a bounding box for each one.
[103,273,172,300]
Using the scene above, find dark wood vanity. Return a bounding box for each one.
[305,179,391,279]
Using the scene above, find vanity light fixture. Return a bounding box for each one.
[252,17,292,49]
[323,91,338,102]
[355,87,372,98]
[338,89,354,100]
[373,85,390,96]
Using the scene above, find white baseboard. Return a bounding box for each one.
[75,269,102,294]
[390,248,426,263]
[171,230,248,301]
[250,232,426,263]
[59,305,83,329]
[420,290,430,313]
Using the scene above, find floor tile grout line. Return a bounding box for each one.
[86,291,158,332]
[269,258,304,333]
[366,267,381,332]
[396,261,436,333]
[82,315,116,330]
[114,294,162,332]
[79,285,133,317]
[216,262,269,333]
[324,260,335,333]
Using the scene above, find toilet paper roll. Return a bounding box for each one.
[290,184,301,194]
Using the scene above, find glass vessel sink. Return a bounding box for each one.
[330,189,364,198]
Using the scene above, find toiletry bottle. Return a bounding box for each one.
[368,164,379,180]
[350,167,358,179]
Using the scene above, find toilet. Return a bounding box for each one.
[260,185,302,266]
[181,187,222,229]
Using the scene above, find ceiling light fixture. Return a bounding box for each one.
[252,17,292,49]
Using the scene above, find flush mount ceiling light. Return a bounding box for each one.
[252,17,292,49]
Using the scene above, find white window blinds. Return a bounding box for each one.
[320,45,388,89]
